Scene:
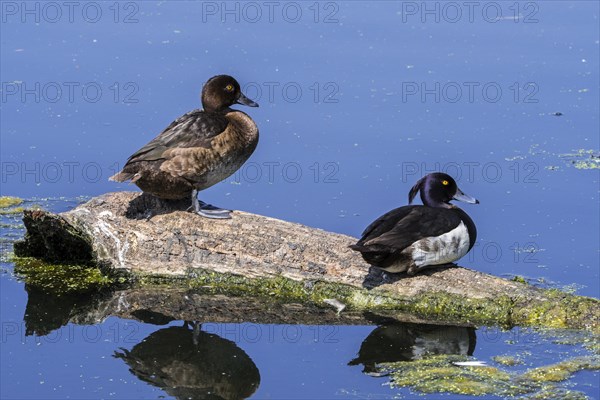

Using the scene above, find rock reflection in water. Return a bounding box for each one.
[114,322,260,400]
[22,286,112,336]
[349,320,476,375]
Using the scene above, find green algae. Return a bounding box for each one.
[120,268,600,332]
[0,196,23,209]
[573,161,600,170]
[185,269,396,308]
[517,289,600,332]
[0,197,32,215]
[380,329,600,397]
[493,355,524,366]
[401,292,516,328]
[559,149,600,170]
[521,356,600,382]
[8,256,597,332]
[0,207,25,215]
[8,256,599,332]
[12,257,113,296]
[382,353,600,398]
[382,355,520,397]
[545,329,600,355]
[6,258,599,397]
[0,199,42,215]
[521,388,590,400]
[512,275,528,284]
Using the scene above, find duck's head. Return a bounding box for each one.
[201,75,259,112]
[408,172,479,208]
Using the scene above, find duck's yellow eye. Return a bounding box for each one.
[442,180,449,186]
[225,84,234,92]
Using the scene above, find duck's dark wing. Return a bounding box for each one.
[358,206,417,242]
[362,207,460,248]
[351,206,462,267]
[125,110,229,164]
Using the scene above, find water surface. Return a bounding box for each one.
[1,1,598,398]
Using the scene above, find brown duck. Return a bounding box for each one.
[110,75,259,219]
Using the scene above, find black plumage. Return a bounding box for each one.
[348,321,476,375]
[350,173,478,275]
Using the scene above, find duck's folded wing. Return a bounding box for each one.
[361,208,460,251]
[125,110,229,163]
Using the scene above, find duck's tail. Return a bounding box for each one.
[349,244,389,266]
[109,171,136,182]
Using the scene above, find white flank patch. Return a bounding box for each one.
[409,221,470,267]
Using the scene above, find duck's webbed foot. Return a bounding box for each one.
[189,190,232,219]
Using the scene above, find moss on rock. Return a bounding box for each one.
[12,257,113,296]
[9,257,599,332]
[516,289,600,332]
[512,275,528,284]
[115,268,600,332]
[399,292,516,327]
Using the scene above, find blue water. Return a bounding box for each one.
[1,1,598,398]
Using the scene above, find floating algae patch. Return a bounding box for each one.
[12,257,113,295]
[0,196,23,209]
[382,355,520,397]
[0,198,43,215]
[0,196,25,215]
[521,356,600,382]
[546,329,600,355]
[521,387,591,400]
[382,353,600,398]
[493,355,524,366]
[559,149,600,170]
[0,207,25,215]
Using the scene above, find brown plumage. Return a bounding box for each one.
[110,75,259,217]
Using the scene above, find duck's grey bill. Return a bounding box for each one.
[453,189,479,204]
[237,92,259,107]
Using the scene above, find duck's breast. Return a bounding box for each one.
[159,110,259,189]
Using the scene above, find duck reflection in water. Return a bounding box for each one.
[114,322,260,400]
[349,318,476,376]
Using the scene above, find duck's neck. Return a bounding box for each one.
[226,110,259,142]
[421,192,453,208]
